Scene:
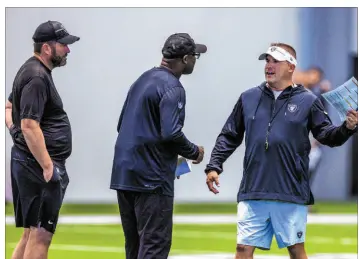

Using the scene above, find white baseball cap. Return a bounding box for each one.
[258,46,297,66]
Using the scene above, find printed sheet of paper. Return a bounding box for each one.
[322,77,358,122]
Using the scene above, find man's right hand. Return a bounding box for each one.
[43,163,54,183]
[206,170,220,194]
[192,146,204,164]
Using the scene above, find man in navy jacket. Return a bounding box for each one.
[111,33,207,259]
[205,43,358,259]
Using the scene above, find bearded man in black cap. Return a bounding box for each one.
[110,33,207,259]
[5,20,79,259]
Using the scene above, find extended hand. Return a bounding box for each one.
[206,171,220,194]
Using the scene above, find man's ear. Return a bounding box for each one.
[42,42,52,56]
[289,63,295,73]
[182,55,188,64]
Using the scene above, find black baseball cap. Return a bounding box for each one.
[162,33,207,59]
[32,21,80,44]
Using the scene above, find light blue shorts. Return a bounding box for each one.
[237,200,308,250]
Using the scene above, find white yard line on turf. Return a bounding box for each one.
[5,214,357,225]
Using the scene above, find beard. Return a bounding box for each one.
[50,45,67,67]
[51,54,67,67]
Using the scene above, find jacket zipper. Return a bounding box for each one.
[265,98,276,150]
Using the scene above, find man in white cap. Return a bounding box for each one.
[204,43,358,259]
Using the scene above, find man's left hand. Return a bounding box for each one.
[345,110,358,130]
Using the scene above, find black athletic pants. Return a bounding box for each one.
[117,190,174,259]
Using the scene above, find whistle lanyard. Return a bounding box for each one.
[264,87,294,150]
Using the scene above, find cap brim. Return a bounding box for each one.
[195,44,207,54]
[58,35,80,44]
[258,52,286,62]
[258,53,267,60]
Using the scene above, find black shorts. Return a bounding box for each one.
[10,146,69,234]
[117,190,174,259]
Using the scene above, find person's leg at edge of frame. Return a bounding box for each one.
[23,226,53,259]
[287,242,308,259]
[235,244,255,259]
[11,228,30,259]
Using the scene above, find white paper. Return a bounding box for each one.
[322,77,358,122]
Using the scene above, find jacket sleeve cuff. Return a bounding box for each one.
[204,164,223,175]
[191,145,200,160]
[341,121,358,135]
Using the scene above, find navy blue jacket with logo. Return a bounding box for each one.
[205,82,357,205]
[110,67,199,196]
